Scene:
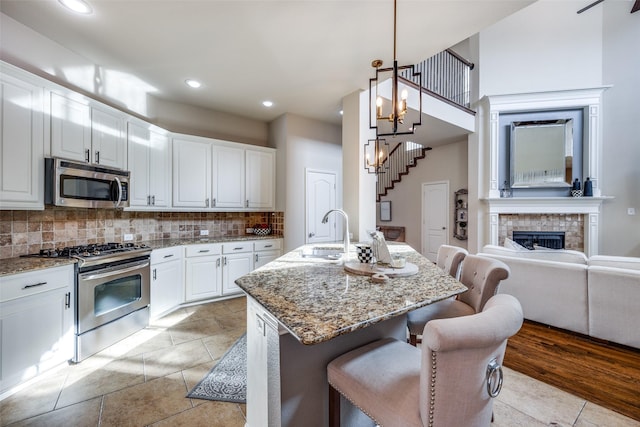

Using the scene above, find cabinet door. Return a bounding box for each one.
[184,256,222,301]
[245,149,275,209]
[127,121,151,207]
[223,252,253,295]
[50,92,91,163]
[148,130,170,208]
[254,250,281,269]
[0,288,73,393]
[150,259,182,319]
[0,70,45,209]
[211,144,245,208]
[91,107,126,169]
[173,138,211,208]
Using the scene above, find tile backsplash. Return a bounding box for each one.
[0,208,284,259]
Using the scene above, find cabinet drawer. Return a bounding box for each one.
[185,243,221,257]
[254,239,282,252]
[222,242,253,254]
[0,264,74,303]
[151,246,183,264]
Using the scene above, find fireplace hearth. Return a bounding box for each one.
[513,231,565,250]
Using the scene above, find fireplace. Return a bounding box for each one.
[513,231,565,250]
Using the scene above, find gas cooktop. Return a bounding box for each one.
[23,242,152,267]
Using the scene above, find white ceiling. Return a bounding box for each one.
[1,0,532,132]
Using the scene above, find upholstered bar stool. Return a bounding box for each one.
[408,254,509,346]
[327,294,524,427]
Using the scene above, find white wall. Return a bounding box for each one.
[471,0,639,256]
[270,114,342,252]
[0,13,269,147]
[377,140,468,252]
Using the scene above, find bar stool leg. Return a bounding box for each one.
[328,384,341,427]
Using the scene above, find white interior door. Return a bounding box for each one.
[422,181,449,262]
[306,170,336,244]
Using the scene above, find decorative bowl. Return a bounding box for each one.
[253,227,271,236]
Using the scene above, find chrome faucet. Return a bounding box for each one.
[321,209,350,260]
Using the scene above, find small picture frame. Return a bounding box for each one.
[380,201,391,221]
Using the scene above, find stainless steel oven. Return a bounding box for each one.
[74,250,151,362]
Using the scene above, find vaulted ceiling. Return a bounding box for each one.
[1,1,533,127]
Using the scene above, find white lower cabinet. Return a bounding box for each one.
[222,242,254,295]
[184,243,223,302]
[150,247,183,320]
[0,265,75,395]
[254,239,283,269]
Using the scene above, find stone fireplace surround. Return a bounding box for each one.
[478,87,610,257]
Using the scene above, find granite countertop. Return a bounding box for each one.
[0,234,283,276]
[235,243,467,345]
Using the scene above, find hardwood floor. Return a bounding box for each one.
[504,320,640,422]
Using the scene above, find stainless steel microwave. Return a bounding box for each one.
[45,158,130,208]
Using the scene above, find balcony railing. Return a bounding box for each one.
[401,48,474,112]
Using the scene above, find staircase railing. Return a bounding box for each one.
[377,142,431,201]
[401,48,474,111]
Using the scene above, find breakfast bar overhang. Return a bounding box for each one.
[235,243,467,427]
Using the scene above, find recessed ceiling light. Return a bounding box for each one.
[339,110,344,115]
[58,0,93,14]
[185,79,201,89]
[262,101,273,107]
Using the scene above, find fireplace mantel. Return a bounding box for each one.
[483,197,612,257]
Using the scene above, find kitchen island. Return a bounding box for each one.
[235,243,467,427]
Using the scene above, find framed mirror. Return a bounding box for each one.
[510,119,574,188]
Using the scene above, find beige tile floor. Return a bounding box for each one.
[1,296,638,427]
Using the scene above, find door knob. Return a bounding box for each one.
[442,227,446,230]
[309,232,315,238]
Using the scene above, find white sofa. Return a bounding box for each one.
[479,245,640,349]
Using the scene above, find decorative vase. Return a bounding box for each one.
[584,177,593,197]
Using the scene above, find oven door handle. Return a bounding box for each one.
[80,261,150,281]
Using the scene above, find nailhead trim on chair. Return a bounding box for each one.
[429,351,437,427]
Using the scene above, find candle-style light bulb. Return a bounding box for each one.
[376,97,383,118]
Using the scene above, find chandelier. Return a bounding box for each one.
[364,137,390,174]
[369,0,422,138]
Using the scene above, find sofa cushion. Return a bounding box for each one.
[482,245,588,264]
[588,255,640,271]
[588,266,640,348]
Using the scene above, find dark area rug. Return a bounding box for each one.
[186,334,247,403]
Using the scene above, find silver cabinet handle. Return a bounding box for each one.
[85,149,90,163]
[255,253,259,262]
[264,244,273,248]
[198,249,210,253]
[153,268,157,280]
[147,195,151,206]
[223,256,227,266]
[246,200,249,208]
[151,195,155,205]
[65,292,71,308]
[213,198,216,207]
[23,281,47,289]
[309,232,315,238]
[233,247,243,251]
[95,150,100,164]
[216,258,221,267]
[205,198,210,207]
[163,254,174,258]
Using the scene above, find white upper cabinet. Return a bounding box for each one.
[211,143,245,208]
[172,136,211,208]
[246,149,275,210]
[172,134,275,211]
[51,92,126,169]
[91,106,126,169]
[0,63,45,210]
[128,120,171,209]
